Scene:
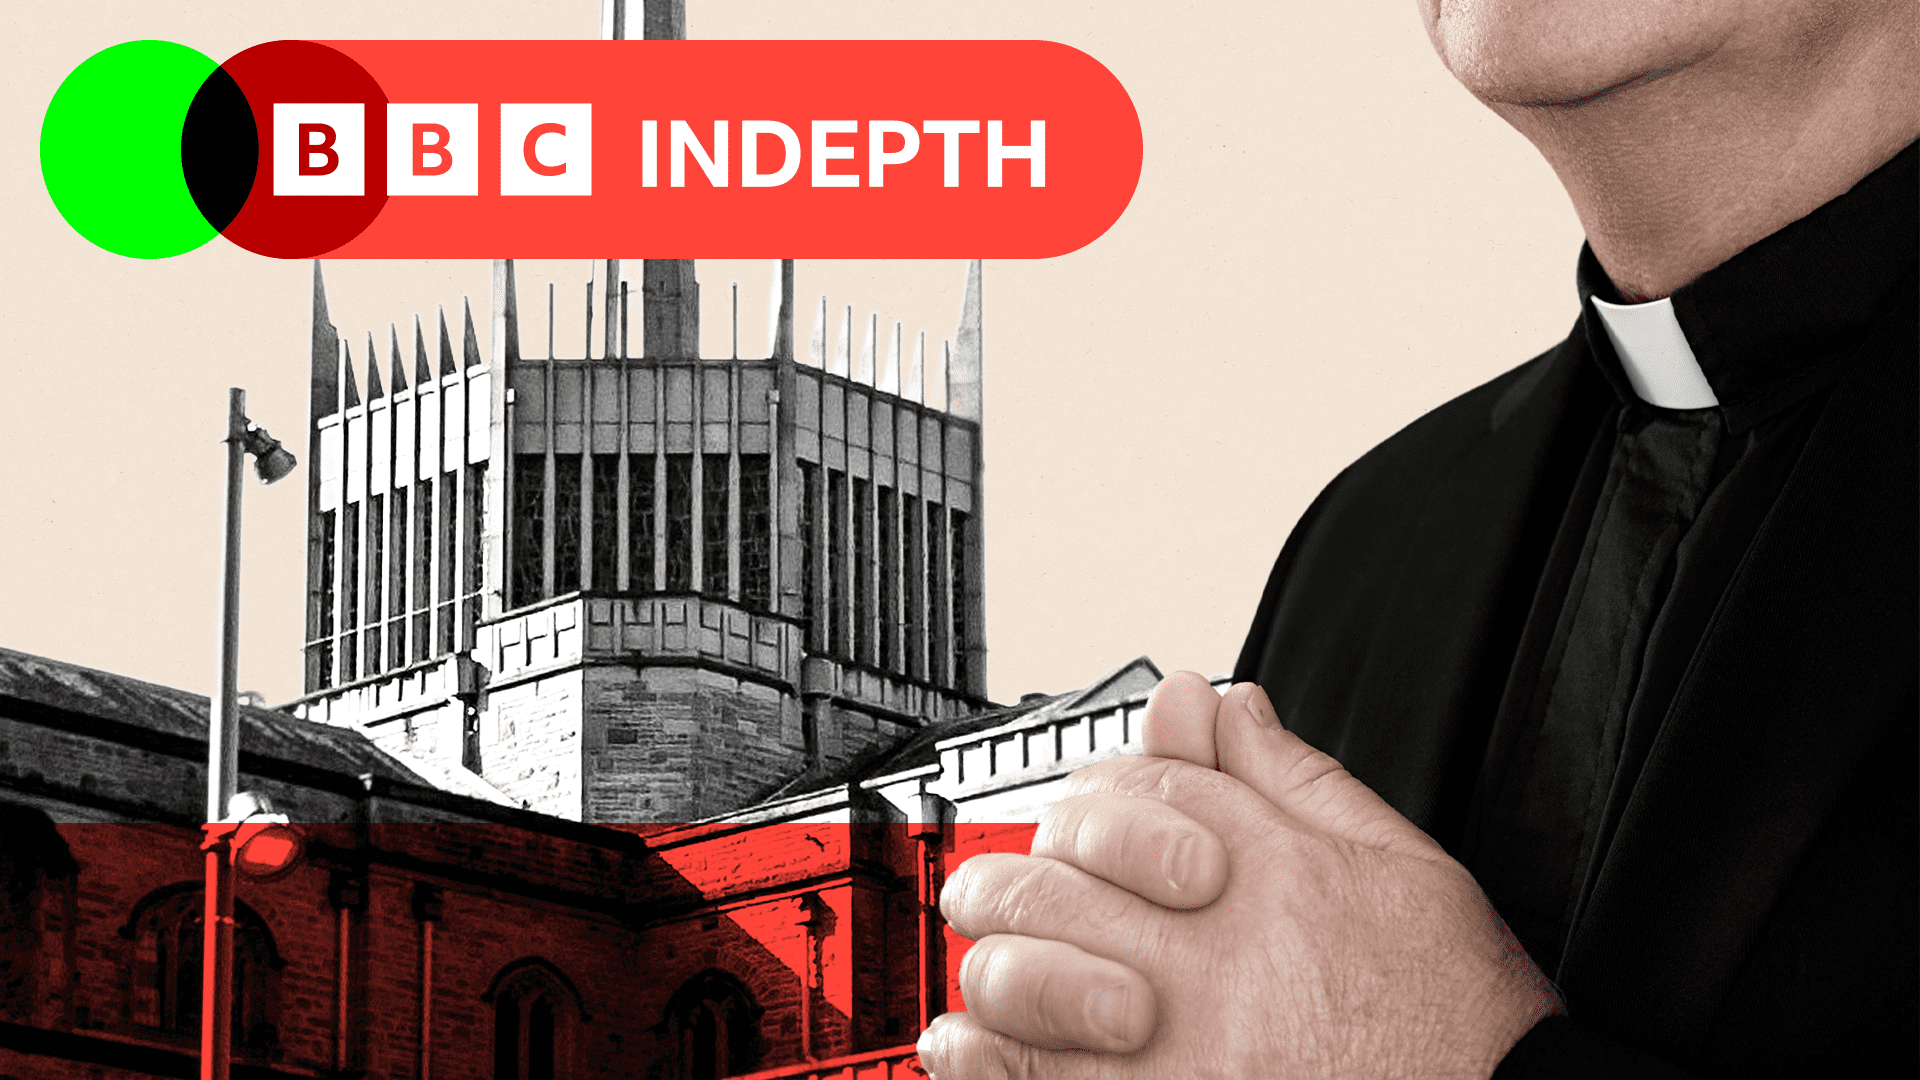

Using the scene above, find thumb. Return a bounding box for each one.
[1214,683,1447,862]
[1140,670,1221,770]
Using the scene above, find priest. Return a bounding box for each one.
[918,0,1917,1074]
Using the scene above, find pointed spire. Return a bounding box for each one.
[436,306,455,378]
[412,315,430,387]
[880,322,902,394]
[949,259,983,420]
[882,329,915,396]
[388,323,407,393]
[311,260,340,419]
[342,339,361,408]
[906,336,926,403]
[492,259,520,364]
[585,262,597,361]
[832,304,852,377]
[938,339,951,410]
[856,311,877,385]
[808,294,828,368]
[461,297,482,370]
[364,332,384,398]
[312,259,331,327]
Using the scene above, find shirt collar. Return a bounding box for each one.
[1576,140,1916,431]
[1590,296,1718,409]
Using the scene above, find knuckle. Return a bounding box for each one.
[955,934,992,993]
[1000,859,1104,934]
[1030,793,1097,862]
[1153,757,1234,806]
[940,854,1019,937]
[1066,753,1179,799]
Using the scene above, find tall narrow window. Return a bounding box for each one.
[414,475,435,659]
[388,488,409,668]
[799,462,817,624]
[853,478,872,665]
[878,486,897,672]
[664,972,761,1080]
[951,510,970,692]
[364,494,384,676]
[488,962,579,1080]
[511,456,545,608]
[739,455,772,611]
[341,502,360,682]
[702,453,730,597]
[591,454,619,590]
[628,454,656,591]
[438,474,458,652]
[927,500,946,687]
[313,509,337,689]
[553,455,582,595]
[665,455,694,591]
[904,493,923,681]
[828,470,848,657]
[463,464,487,649]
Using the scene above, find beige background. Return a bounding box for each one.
[0,0,1583,706]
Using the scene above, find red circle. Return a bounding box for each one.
[219,40,387,258]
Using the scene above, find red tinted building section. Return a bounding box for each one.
[0,645,1170,1080]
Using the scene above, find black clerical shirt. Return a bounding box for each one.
[1234,142,1917,1077]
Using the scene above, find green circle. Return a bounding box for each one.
[41,40,220,259]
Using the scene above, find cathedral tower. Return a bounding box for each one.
[296,251,988,821]
[295,0,987,821]
[294,0,988,821]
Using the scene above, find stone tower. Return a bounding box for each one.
[297,251,988,822]
[293,0,986,824]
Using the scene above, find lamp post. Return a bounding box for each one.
[201,387,300,1080]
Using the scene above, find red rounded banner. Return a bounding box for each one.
[284,39,1142,258]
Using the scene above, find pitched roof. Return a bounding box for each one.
[0,646,430,785]
[775,656,1168,799]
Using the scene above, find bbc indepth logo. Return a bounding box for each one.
[41,38,1143,261]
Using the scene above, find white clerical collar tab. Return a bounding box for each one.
[1590,296,1719,409]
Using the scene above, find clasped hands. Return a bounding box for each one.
[918,673,1564,1080]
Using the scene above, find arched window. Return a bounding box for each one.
[486,959,586,1080]
[124,885,283,1058]
[663,971,762,1080]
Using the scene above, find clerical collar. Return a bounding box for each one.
[1576,139,1916,431]
[1590,297,1717,409]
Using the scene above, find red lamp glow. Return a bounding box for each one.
[207,791,305,881]
[233,821,304,879]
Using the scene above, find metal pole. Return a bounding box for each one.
[202,386,247,1080]
[200,843,235,1080]
[211,387,245,820]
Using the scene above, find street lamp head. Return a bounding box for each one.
[233,823,304,879]
[253,445,298,485]
[239,423,297,485]
[219,791,306,880]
